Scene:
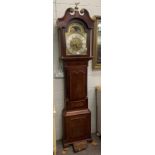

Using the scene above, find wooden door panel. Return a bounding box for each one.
[65,114,91,142]
[69,68,87,100]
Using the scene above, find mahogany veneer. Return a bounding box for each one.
[56,6,94,148]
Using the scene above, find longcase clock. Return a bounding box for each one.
[56,4,94,149]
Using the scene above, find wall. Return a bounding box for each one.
[53,0,101,140]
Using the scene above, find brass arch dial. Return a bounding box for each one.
[65,23,87,55]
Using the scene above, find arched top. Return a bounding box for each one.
[57,8,94,29]
[67,22,85,34]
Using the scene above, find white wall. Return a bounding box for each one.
[53,0,101,140]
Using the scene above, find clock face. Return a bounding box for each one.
[65,23,87,55]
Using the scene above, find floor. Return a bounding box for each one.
[56,134,101,155]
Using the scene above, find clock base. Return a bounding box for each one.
[62,109,91,148]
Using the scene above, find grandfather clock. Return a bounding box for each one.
[57,3,94,149]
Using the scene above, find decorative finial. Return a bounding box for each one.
[69,2,85,16]
[75,2,80,11]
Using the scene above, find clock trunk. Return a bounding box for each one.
[62,59,92,147]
